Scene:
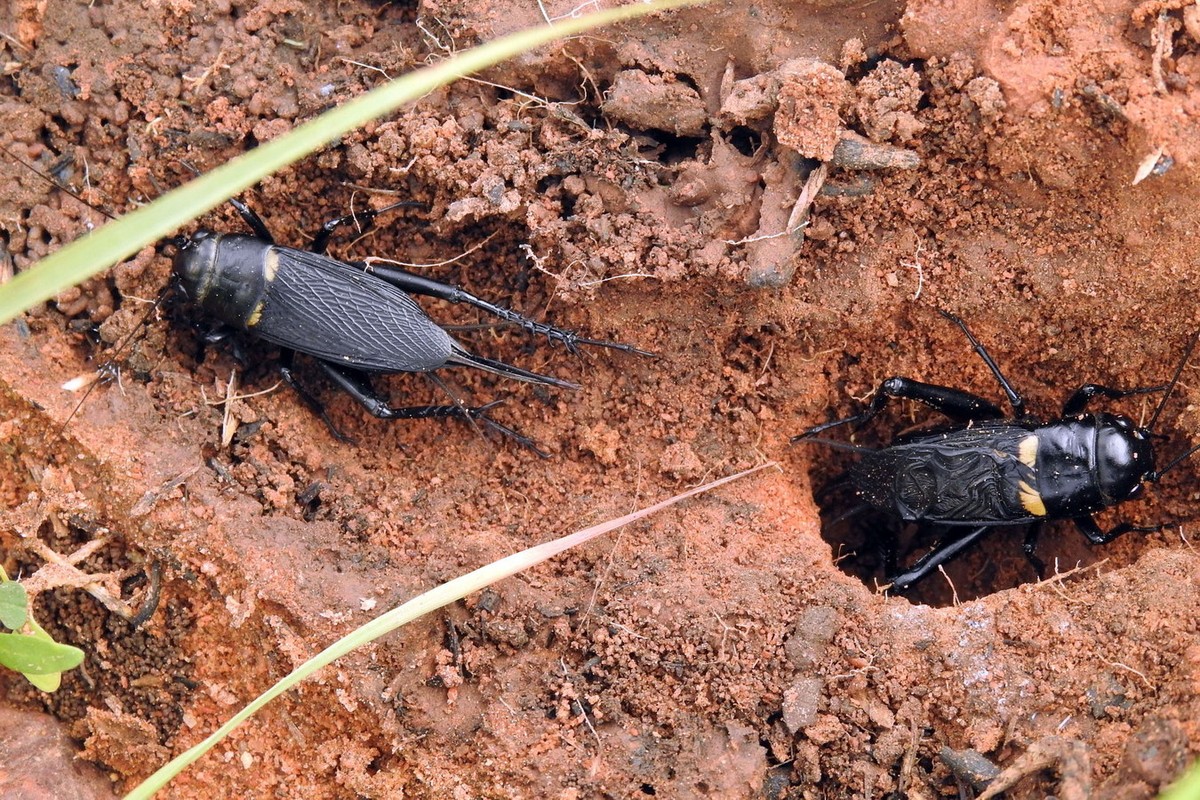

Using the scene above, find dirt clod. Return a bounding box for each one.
[602,69,708,137]
[782,677,824,733]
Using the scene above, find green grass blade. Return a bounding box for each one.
[0,0,701,326]
[123,463,770,800]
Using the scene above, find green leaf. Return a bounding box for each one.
[25,671,63,692]
[0,631,85,674]
[0,582,28,629]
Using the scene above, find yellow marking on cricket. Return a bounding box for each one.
[1018,480,1047,516]
[1018,434,1039,469]
[263,249,280,282]
[247,301,264,328]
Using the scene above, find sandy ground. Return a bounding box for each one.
[3,0,1200,797]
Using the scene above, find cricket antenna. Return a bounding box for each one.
[1146,331,1200,481]
[1147,331,1199,434]
[1,141,168,434]
[58,294,167,434]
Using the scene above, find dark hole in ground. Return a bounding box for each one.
[800,317,1193,604]
[635,130,708,165]
[726,126,761,157]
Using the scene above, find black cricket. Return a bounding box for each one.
[172,197,650,454]
[792,311,1200,591]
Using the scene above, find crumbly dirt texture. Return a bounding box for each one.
[3,0,1200,797]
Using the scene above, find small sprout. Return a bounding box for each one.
[0,567,85,691]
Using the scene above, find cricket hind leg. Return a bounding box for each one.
[886,525,994,592]
[314,360,549,457]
